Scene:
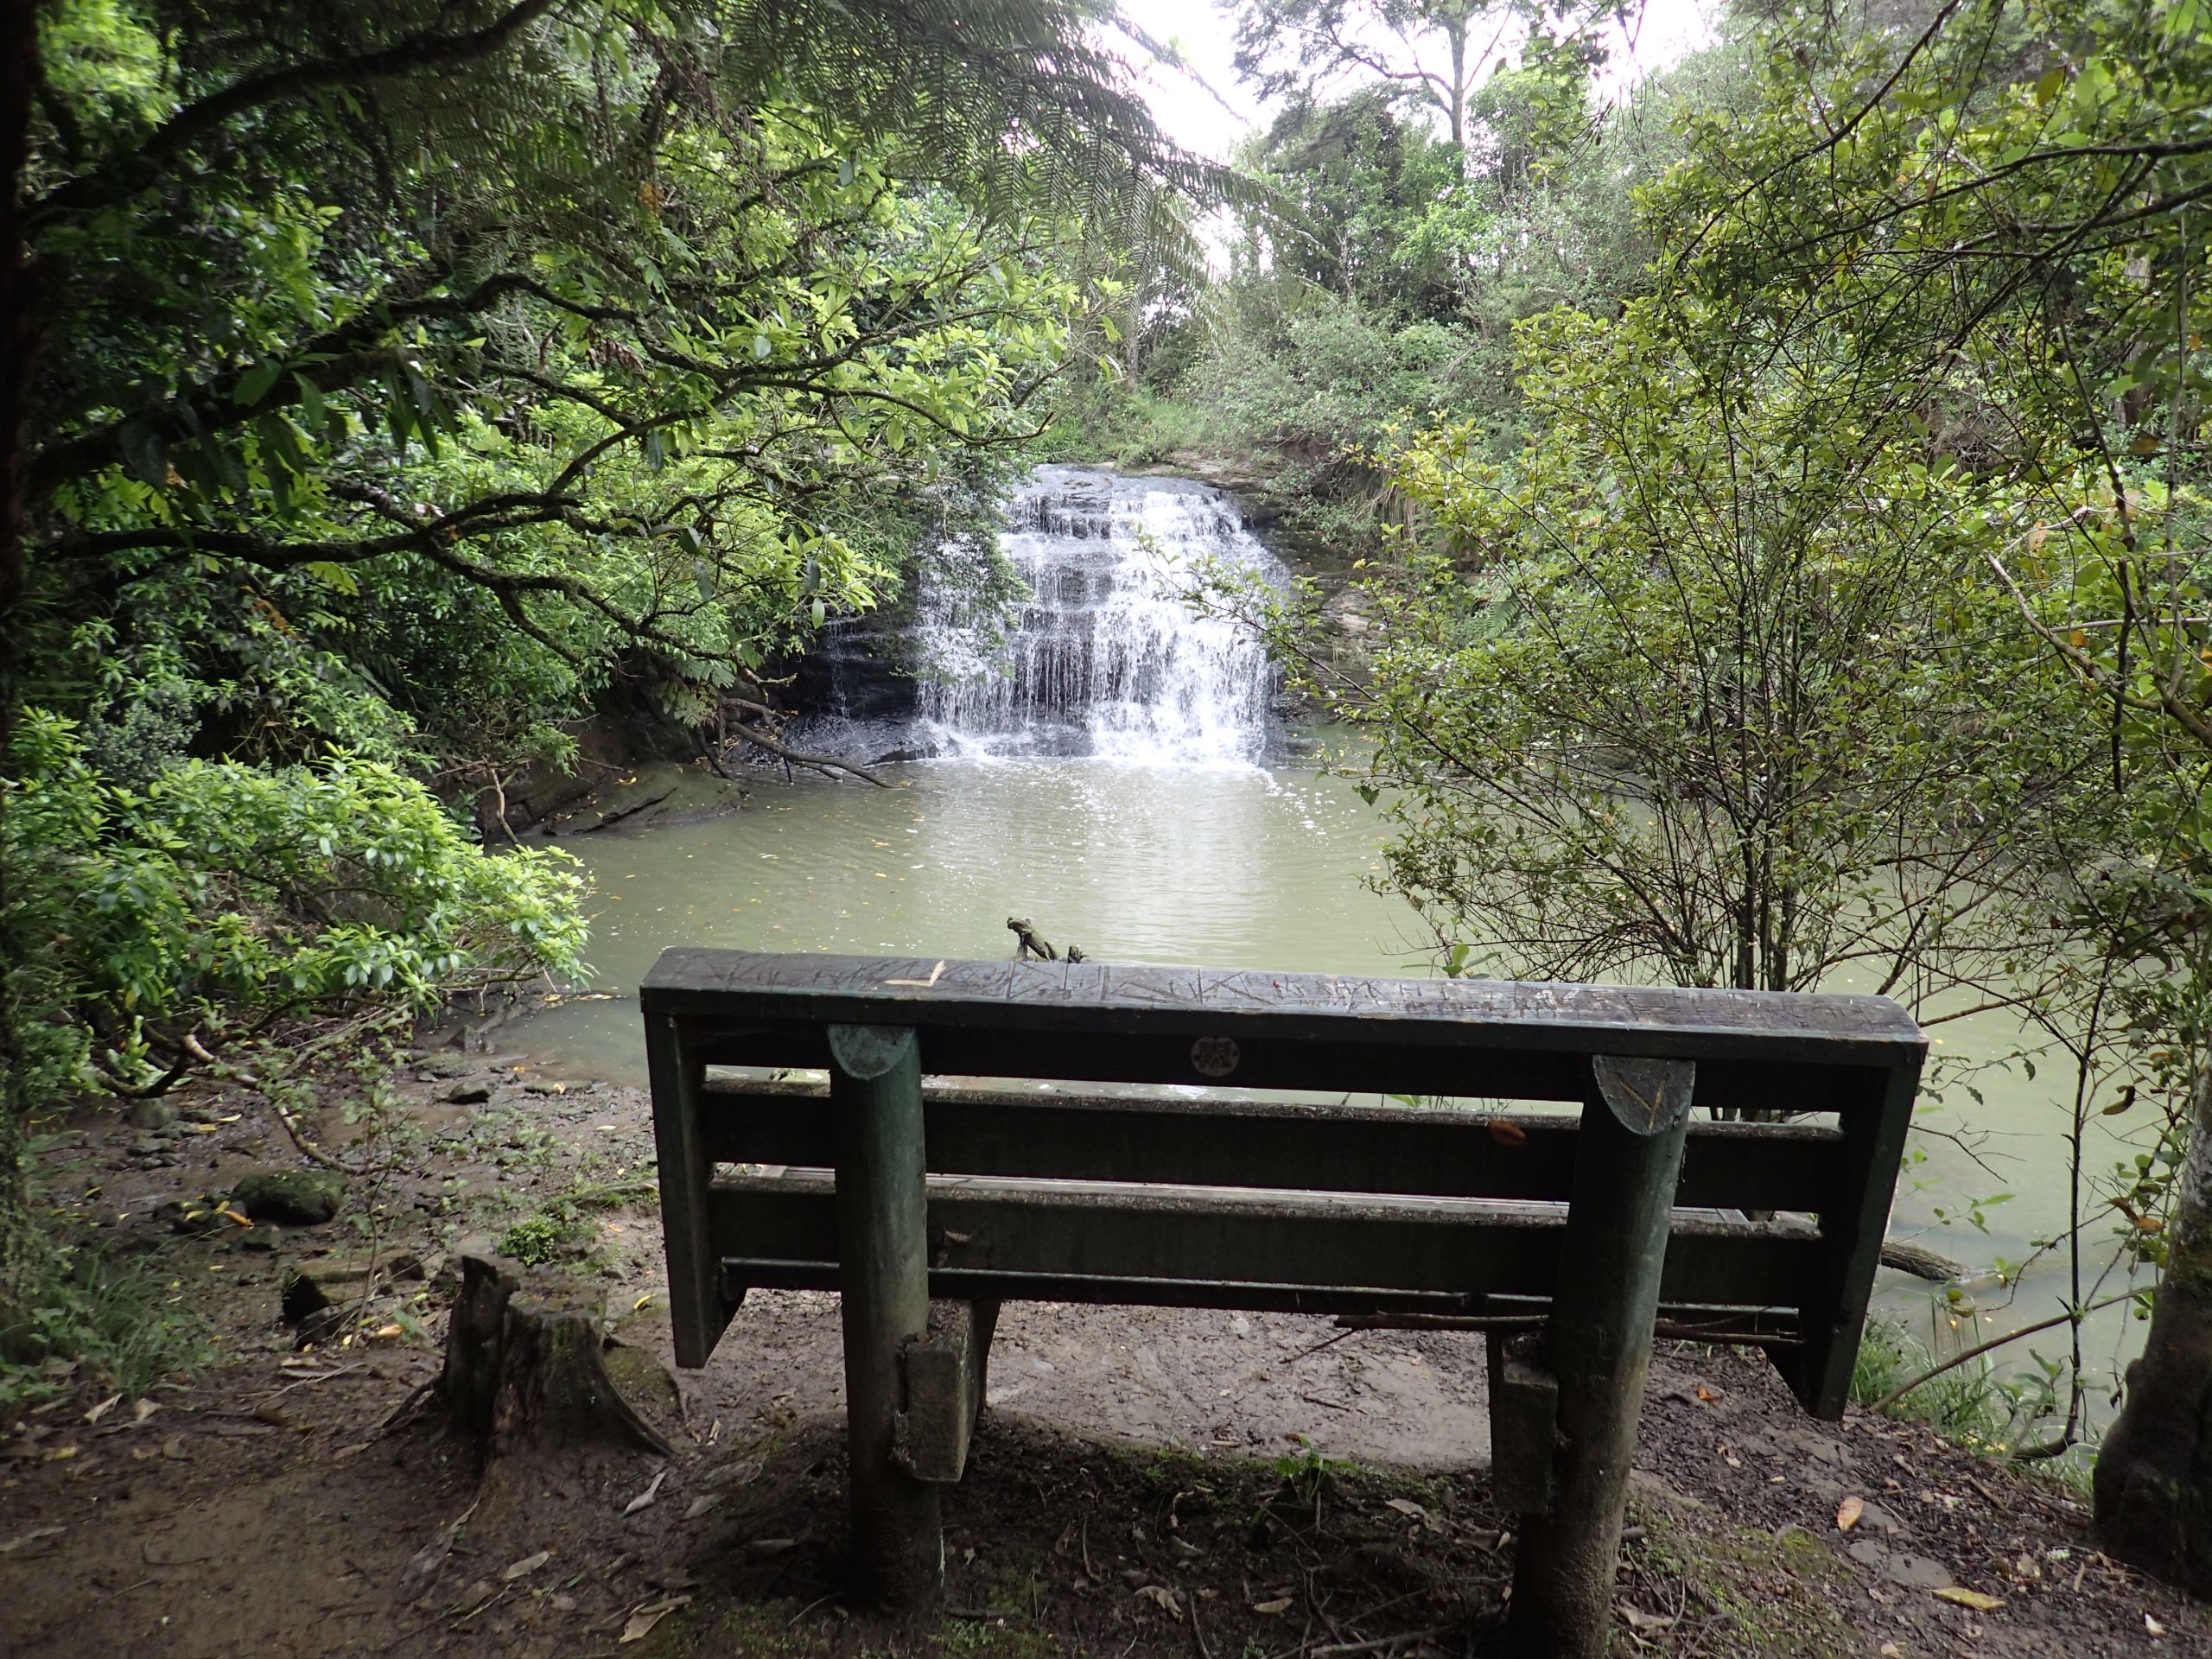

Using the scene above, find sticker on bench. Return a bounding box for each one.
[1190,1035,1241,1078]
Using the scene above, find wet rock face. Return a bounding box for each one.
[789,614,919,725]
[780,464,1291,766]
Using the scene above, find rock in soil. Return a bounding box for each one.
[231,1167,346,1225]
[281,1251,426,1322]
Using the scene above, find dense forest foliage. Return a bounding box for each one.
[1098,0,2212,1583]
[0,0,1224,1382]
[10,0,2212,1599]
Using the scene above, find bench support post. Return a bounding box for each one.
[828,1023,941,1610]
[897,1298,999,1483]
[644,1014,729,1367]
[1510,1057,1694,1659]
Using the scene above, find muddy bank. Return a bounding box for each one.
[4,1051,2207,1657]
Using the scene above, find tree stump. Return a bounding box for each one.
[439,1248,672,1459]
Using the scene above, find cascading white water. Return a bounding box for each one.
[912,466,1287,765]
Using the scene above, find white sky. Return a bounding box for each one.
[1113,0,1718,161]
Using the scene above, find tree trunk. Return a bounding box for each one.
[0,0,49,1362]
[2094,1065,2212,1592]
[0,0,38,639]
[439,1249,673,1459]
[0,1094,35,1363]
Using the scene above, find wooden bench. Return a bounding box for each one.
[642,948,1923,1658]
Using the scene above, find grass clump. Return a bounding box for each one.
[1850,1315,2020,1454]
[1848,1315,2098,1493]
[491,1168,654,1267]
[0,1240,209,1411]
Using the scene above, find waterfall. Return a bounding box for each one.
[907,466,1287,765]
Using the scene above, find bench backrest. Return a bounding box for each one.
[641,948,1925,1420]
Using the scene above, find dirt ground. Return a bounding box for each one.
[3,1055,2208,1659]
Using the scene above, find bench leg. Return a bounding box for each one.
[829,1023,941,1610]
[644,1014,728,1368]
[1509,1057,1694,1659]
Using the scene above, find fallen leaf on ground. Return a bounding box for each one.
[447,1579,499,1617]
[83,1393,122,1425]
[1933,1586,2002,1611]
[398,1500,480,1600]
[748,1537,797,1555]
[1135,1584,1184,1618]
[1694,1384,1721,1403]
[1879,1645,1901,1657]
[623,1468,667,1516]
[1835,1496,1865,1532]
[1620,1606,1674,1632]
[1252,1598,1293,1616]
[501,1549,551,1581]
[160,1436,188,1461]
[2146,1614,2167,1637]
[0,1525,66,1555]
[683,1495,724,1521]
[620,1595,692,1643]
[1384,1497,1436,1528]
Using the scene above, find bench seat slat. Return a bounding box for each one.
[697,1081,1843,1212]
[705,1171,1822,1315]
[645,949,1923,1065]
[684,1020,1880,1116]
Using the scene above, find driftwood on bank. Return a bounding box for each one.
[1878,1237,1969,1282]
[1006,916,1084,962]
[439,1248,671,1458]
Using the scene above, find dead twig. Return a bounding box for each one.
[375,1377,440,1436]
[1309,1628,1452,1657]
[268,1091,347,1171]
[1869,1293,2135,1414]
[1281,1327,1362,1366]
[241,1363,365,1409]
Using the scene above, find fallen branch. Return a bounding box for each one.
[574,786,672,832]
[730,721,886,785]
[1880,1237,1971,1282]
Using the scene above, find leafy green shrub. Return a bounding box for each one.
[2,708,588,1100]
[1036,385,1230,468]
[498,1208,594,1267]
